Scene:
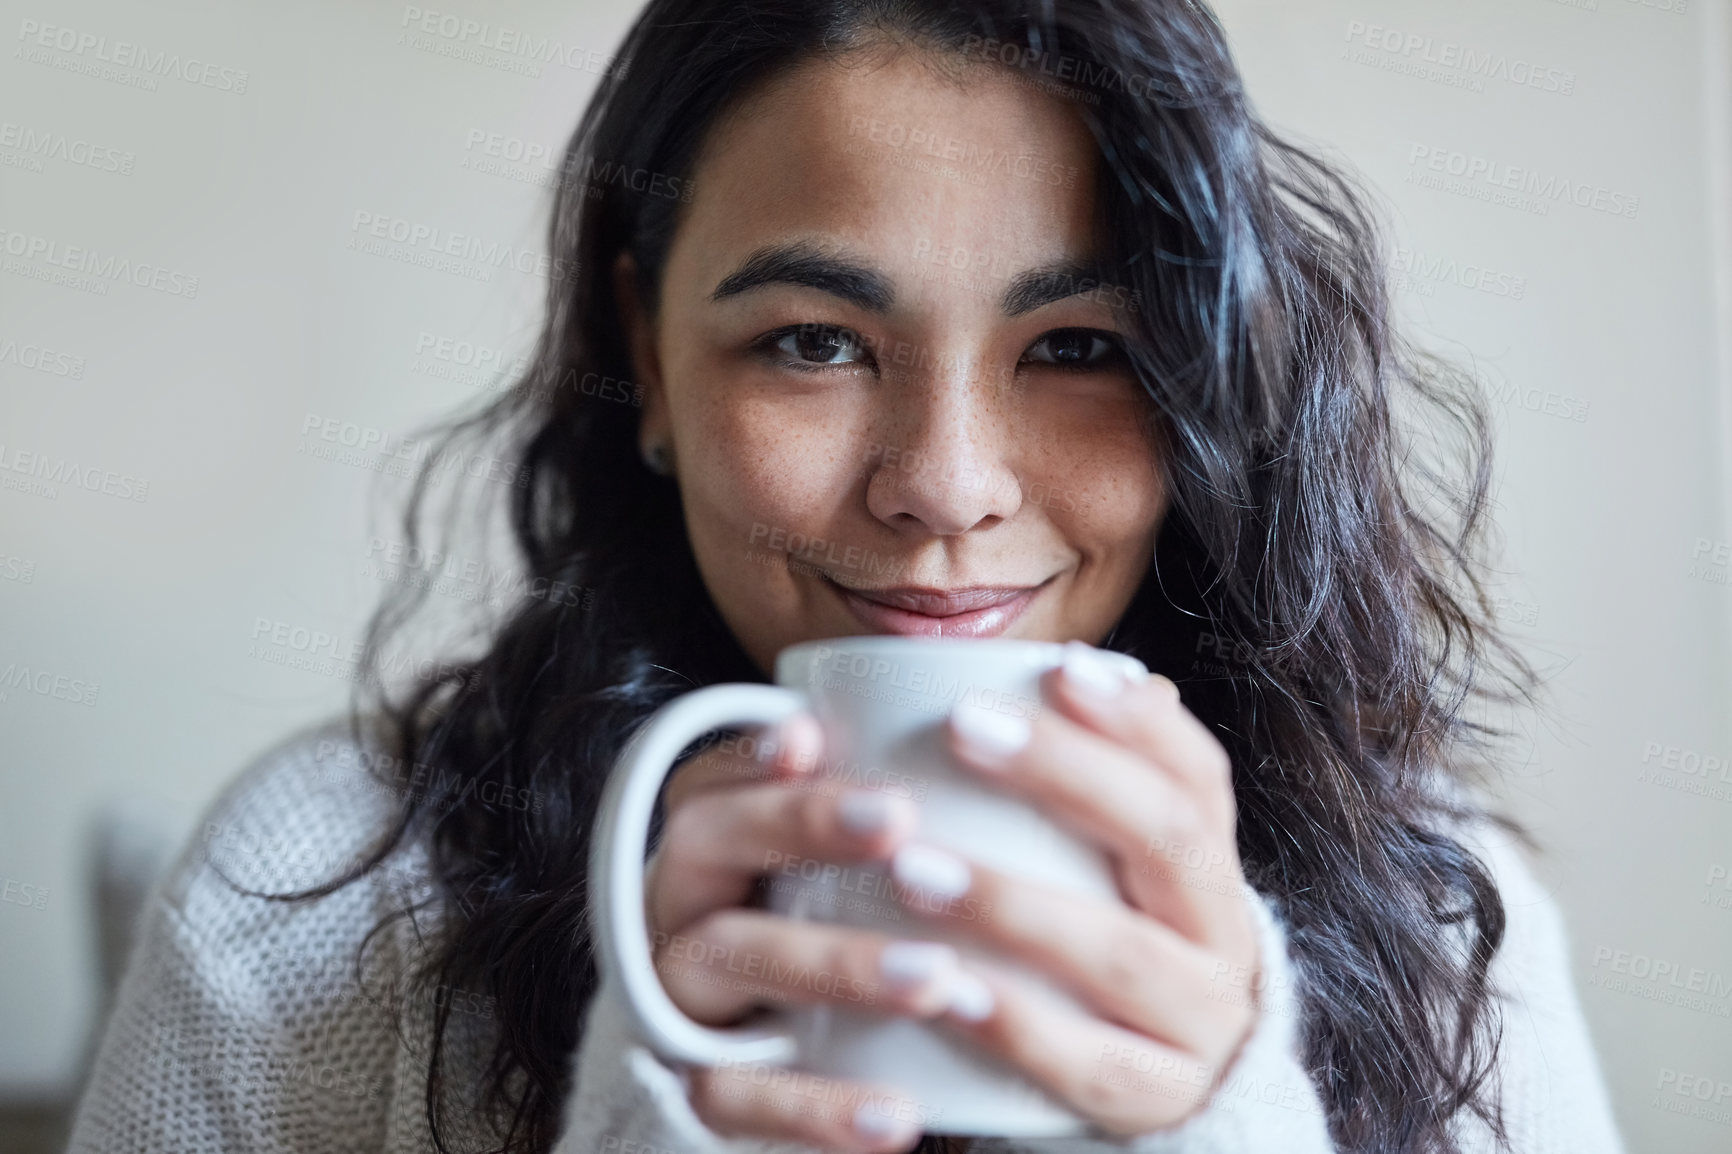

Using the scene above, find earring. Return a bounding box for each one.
[642,441,672,476]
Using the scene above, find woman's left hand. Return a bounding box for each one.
[892,640,1261,1138]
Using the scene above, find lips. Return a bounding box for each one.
[824,575,1049,638]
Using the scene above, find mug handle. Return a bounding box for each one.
[589,683,810,1067]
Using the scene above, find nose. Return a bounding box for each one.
[865,357,1023,536]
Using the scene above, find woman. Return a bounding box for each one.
[66,1,1626,1153]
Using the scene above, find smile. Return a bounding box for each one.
[822,573,1052,638]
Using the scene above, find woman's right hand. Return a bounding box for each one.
[641,712,986,1154]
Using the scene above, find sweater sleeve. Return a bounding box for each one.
[551,967,831,1154]
[1443,818,1628,1154]
[60,722,513,1154]
[61,730,408,1154]
[61,874,400,1154]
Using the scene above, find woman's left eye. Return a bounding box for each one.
[1021,329,1123,368]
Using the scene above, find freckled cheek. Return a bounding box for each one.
[687,401,860,530]
[1065,498,1163,566]
[1045,450,1167,559]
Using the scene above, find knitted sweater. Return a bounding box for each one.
[65,719,1627,1154]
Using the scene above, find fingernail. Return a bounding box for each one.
[891,842,971,901]
[853,1099,920,1143]
[1062,641,1128,696]
[949,704,1030,762]
[879,940,958,991]
[838,789,900,835]
[945,971,995,1022]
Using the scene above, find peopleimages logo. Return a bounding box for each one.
[846,115,1078,189]
[347,211,578,284]
[398,6,629,78]
[0,335,85,379]
[0,876,49,910]
[0,442,150,502]
[15,19,250,93]
[0,660,100,707]
[461,131,695,202]
[0,227,201,297]
[299,412,532,488]
[413,330,531,381]
[1390,247,1527,301]
[0,121,135,175]
[1404,144,1640,219]
[1343,21,1576,95]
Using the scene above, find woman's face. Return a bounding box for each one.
[622,47,1169,676]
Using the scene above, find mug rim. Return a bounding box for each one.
[774,634,1149,677]
[781,634,1066,656]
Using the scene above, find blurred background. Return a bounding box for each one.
[2,1,1729,1151]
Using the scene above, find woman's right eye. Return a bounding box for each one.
[763,324,870,368]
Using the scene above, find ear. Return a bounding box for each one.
[614,251,670,459]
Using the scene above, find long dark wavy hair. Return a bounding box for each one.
[290,2,1548,1152]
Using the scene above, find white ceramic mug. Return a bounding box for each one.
[589,635,1149,1136]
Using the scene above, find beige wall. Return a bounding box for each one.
[1,1,1728,1150]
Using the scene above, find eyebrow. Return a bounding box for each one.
[1001,261,1115,317]
[708,242,1116,317]
[710,243,895,312]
